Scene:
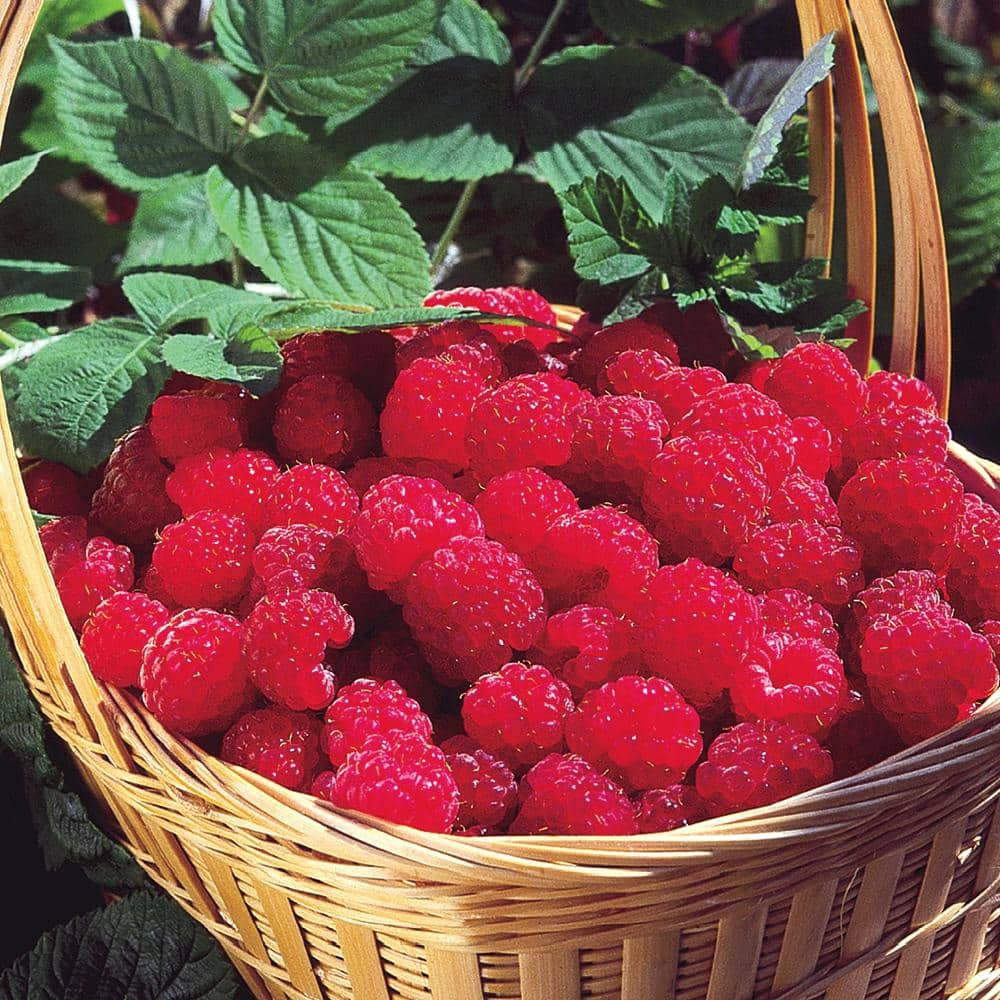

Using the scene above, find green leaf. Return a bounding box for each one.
[0,151,47,205]
[212,0,440,120]
[10,319,168,472]
[717,310,784,360]
[51,38,235,192]
[520,46,752,214]
[162,327,282,395]
[121,176,231,272]
[328,0,517,181]
[0,891,246,1000]
[26,0,124,60]
[256,302,501,338]
[0,260,90,317]
[738,33,835,189]
[589,0,752,42]
[206,134,431,306]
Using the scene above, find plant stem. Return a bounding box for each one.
[0,328,22,349]
[231,248,246,288]
[235,74,269,148]
[429,178,480,274]
[514,0,573,92]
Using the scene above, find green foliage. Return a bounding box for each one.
[0,151,47,203]
[0,260,90,317]
[589,0,753,43]
[162,327,282,396]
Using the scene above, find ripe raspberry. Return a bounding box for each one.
[442,738,517,830]
[596,348,675,395]
[768,474,840,526]
[318,548,395,636]
[757,589,838,652]
[635,560,763,708]
[735,359,778,390]
[789,416,833,480]
[565,676,701,791]
[152,511,255,609]
[149,386,248,463]
[221,707,323,791]
[980,621,1000,661]
[55,537,135,632]
[509,753,638,835]
[838,407,950,480]
[261,464,359,535]
[465,373,590,478]
[321,678,432,767]
[734,521,864,610]
[695,721,833,816]
[137,564,181,612]
[635,785,707,833]
[316,732,459,833]
[21,460,88,516]
[273,374,377,466]
[167,448,280,534]
[423,286,558,349]
[140,609,255,737]
[243,589,354,711]
[251,524,345,594]
[571,315,680,389]
[763,342,866,432]
[80,592,170,687]
[861,610,998,744]
[361,625,442,713]
[946,499,1000,623]
[838,459,964,574]
[280,329,395,406]
[394,320,495,372]
[351,476,483,596]
[824,691,904,778]
[642,433,768,565]
[864,370,938,414]
[90,426,179,547]
[474,468,578,558]
[39,515,88,573]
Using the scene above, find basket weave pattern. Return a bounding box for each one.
[3,0,1000,997]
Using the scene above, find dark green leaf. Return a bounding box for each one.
[162,327,282,395]
[26,0,123,60]
[724,59,799,123]
[0,152,47,205]
[257,302,505,338]
[589,0,752,42]
[717,310,784,360]
[0,260,90,317]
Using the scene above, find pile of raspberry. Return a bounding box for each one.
[25,285,1000,836]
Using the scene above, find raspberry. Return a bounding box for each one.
[148,386,248,463]
[946,500,1000,622]
[351,476,483,596]
[261,464,359,535]
[152,511,255,609]
[221,707,323,791]
[21,460,88,516]
[39,515,88,572]
[243,589,354,710]
[465,373,590,478]
[423,286,558,349]
[281,329,396,406]
[442,738,517,830]
[734,521,864,610]
[735,359,778,390]
[768,474,840,526]
[597,347,675,394]
[80,592,170,687]
[845,570,949,658]
[381,354,493,468]
[321,678,432,767]
[864,370,938,414]
[90,426,179,547]
[140,609,255,737]
[273,374,377,466]
[474,468,578,558]
[362,625,442,713]
[838,459,964,574]
[394,321,495,372]
[531,507,658,616]
[763,342,866,432]
[789,416,833,480]
[252,524,345,594]
[571,315,680,389]
[981,621,1000,660]
[509,753,638,835]
[317,732,459,832]
[137,564,181,611]
[635,560,763,708]
[861,610,998,744]
[318,548,394,636]
[695,721,833,816]
[757,589,839,652]
[55,537,135,632]
[838,407,950,480]
[346,456,476,501]
[528,605,640,698]
[565,676,702,791]
[635,785,707,833]
[824,689,904,778]
[730,634,847,734]
[642,433,768,565]
[167,448,280,534]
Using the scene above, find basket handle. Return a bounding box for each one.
[0,0,42,138]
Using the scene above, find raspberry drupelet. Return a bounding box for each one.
[789,416,833,480]
[571,315,680,389]
[149,386,249,464]
[757,589,839,652]
[80,592,170,687]
[442,737,517,831]
[261,464,359,535]
[768,474,840,527]
[635,785,708,833]
[221,707,324,791]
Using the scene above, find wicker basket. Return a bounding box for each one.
[3,0,1000,998]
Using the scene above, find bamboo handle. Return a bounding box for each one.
[0,0,43,146]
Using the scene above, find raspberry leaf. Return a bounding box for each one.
[0,260,90,318]
[589,0,753,43]
[0,151,47,205]
[162,326,282,396]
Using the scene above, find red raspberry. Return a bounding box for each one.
[528,605,640,698]
[768,474,840,526]
[261,464,359,535]
[845,570,949,656]
[423,286,558,349]
[351,476,483,596]
[137,564,181,611]
[789,416,833,480]
[642,433,768,565]
[757,589,839,652]
[361,625,442,713]
[321,678,432,767]
[838,407,950,480]
[839,459,964,575]
[695,721,833,816]
[864,370,938,414]
[149,386,248,463]
[981,621,1000,660]
[273,374,377,466]
[90,426,179,547]
[565,675,701,791]
[474,468,578,558]
[140,609,255,737]
[509,753,638,835]
[152,511,254,609]
[824,691,904,779]
[316,732,459,832]
[441,737,517,831]
[861,610,997,744]
[281,329,395,406]
[597,348,675,395]
[500,340,568,378]
[251,524,344,594]
[345,456,474,501]
[55,537,135,632]
[635,785,707,833]
[80,592,170,687]
[465,373,590,478]
[21,460,88,516]
[763,342,866,432]
[167,448,279,534]
[461,663,574,770]
[394,321,495,371]
[635,560,763,708]
[571,315,680,389]
[735,358,778,390]
[318,548,395,636]
[243,589,354,710]
[734,521,864,610]
[39,515,88,572]
[221,707,323,791]
[946,499,1000,623]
